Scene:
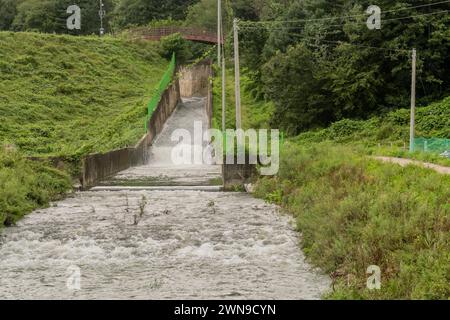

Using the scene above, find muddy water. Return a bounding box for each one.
[0,190,330,299]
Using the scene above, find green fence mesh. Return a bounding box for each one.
[414,137,450,154]
[146,53,176,131]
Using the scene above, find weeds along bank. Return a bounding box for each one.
[0,150,71,228]
[254,142,450,299]
[0,31,169,226]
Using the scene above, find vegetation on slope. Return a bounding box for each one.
[0,31,167,159]
[255,143,450,299]
[292,96,450,166]
[0,148,71,228]
[294,97,449,144]
[212,68,275,130]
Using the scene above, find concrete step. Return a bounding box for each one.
[90,185,223,192]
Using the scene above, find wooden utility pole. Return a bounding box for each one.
[409,48,417,153]
[233,18,242,129]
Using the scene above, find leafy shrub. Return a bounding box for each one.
[159,33,191,63]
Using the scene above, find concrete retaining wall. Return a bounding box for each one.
[81,80,181,189]
[222,156,258,189]
[179,61,212,98]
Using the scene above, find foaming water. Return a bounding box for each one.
[0,190,330,299]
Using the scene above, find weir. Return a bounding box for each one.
[0,63,330,299]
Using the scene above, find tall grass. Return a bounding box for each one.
[254,142,450,299]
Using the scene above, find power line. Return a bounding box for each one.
[242,1,450,25]
[304,38,412,54]
[239,10,450,31]
[256,32,412,55]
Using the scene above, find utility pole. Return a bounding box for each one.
[409,48,417,153]
[99,0,106,36]
[222,56,226,132]
[233,18,242,130]
[217,0,221,66]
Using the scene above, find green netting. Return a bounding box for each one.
[146,53,176,130]
[414,137,450,153]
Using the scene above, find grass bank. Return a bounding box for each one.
[0,31,167,158]
[254,142,450,299]
[0,149,71,228]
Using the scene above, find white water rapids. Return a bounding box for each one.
[0,97,330,299]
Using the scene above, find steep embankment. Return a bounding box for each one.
[0,32,167,158]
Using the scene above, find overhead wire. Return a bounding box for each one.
[238,10,450,31]
[242,1,450,25]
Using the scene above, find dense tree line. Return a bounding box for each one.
[237,0,450,134]
[0,0,197,34]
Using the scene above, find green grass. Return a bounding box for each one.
[212,68,275,130]
[0,148,71,228]
[292,97,450,166]
[0,31,167,159]
[254,142,450,299]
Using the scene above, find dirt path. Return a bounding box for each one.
[374,156,450,175]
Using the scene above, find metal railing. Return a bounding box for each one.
[130,27,222,44]
[145,53,176,131]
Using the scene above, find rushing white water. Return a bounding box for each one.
[0,96,330,299]
[0,190,330,299]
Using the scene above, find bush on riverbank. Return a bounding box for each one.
[254,142,450,299]
[0,149,71,227]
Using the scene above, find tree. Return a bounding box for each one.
[9,0,114,35]
[159,33,191,63]
[262,44,332,134]
[256,0,450,133]
[12,0,59,33]
[112,0,197,29]
[0,0,18,30]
